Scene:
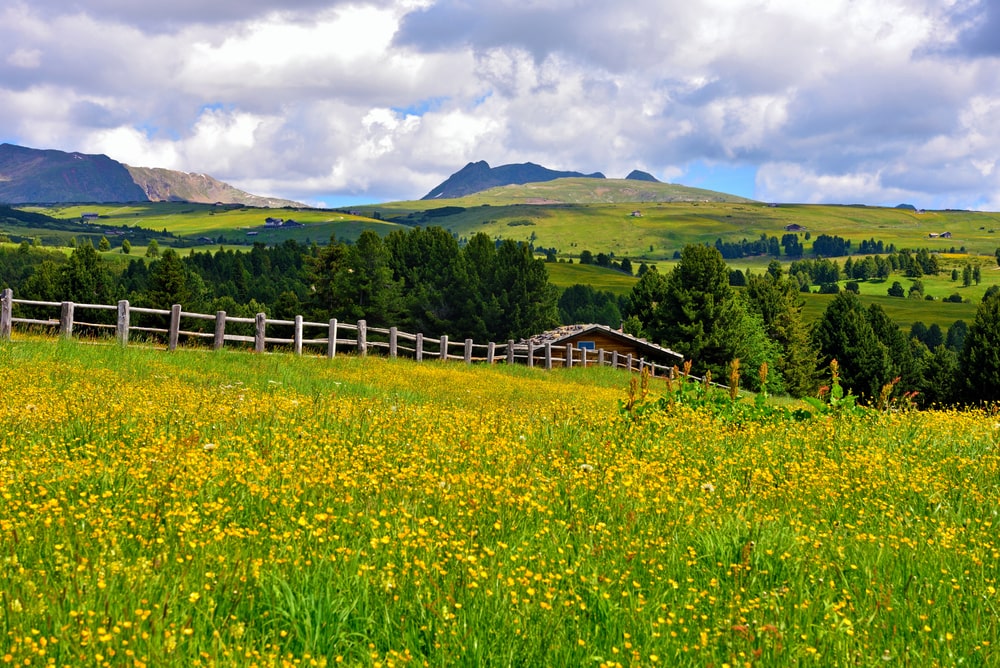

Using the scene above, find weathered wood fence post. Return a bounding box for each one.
[487,341,496,364]
[544,342,553,370]
[507,340,515,364]
[168,304,182,351]
[0,288,12,341]
[415,333,424,361]
[357,319,367,356]
[254,312,266,353]
[581,347,588,368]
[527,341,535,368]
[612,350,619,369]
[116,300,130,347]
[294,315,304,355]
[389,327,398,358]
[598,349,605,367]
[626,353,633,372]
[60,301,75,339]
[464,339,473,364]
[327,319,338,358]
[213,311,227,351]
[565,343,573,369]
[439,335,448,361]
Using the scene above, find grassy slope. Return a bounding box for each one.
[2,340,998,666]
[23,203,408,245]
[15,183,1000,329]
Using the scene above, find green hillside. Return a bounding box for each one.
[21,202,407,245]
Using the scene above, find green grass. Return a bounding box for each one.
[23,203,409,245]
[1,339,999,666]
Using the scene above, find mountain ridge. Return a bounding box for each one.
[0,143,303,207]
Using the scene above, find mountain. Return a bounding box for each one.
[423,161,606,200]
[125,166,303,208]
[0,143,147,203]
[625,169,660,183]
[0,143,303,207]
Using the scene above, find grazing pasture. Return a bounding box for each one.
[1,340,997,666]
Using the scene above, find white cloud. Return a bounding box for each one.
[0,0,998,208]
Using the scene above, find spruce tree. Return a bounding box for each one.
[959,292,1000,402]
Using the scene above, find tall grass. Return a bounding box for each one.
[1,340,998,666]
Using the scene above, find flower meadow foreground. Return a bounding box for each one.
[1,340,999,667]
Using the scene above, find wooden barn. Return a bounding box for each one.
[523,324,683,369]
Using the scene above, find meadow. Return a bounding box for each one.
[1,339,998,666]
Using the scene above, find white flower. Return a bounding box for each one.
[700,482,716,493]
[202,443,217,452]
[578,464,594,473]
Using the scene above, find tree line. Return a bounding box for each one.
[4,235,1000,405]
[620,244,997,405]
[0,228,559,342]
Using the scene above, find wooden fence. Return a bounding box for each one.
[0,288,687,378]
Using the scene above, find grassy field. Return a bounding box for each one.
[1,339,998,666]
[22,203,407,246]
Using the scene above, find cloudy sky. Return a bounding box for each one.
[2,0,999,209]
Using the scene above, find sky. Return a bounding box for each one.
[2,0,999,210]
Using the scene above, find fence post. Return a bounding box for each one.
[544,343,553,370]
[116,300,130,347]
[213,311,227,351]
[626,353,633,372]
[168,304,182,351]
[507,340,515,364]
[255,312,266,353]
[60,301,75,339]
[416,333,423,361]
[389,327,398,358]
[581,347,588,368]
[464,339,473,364]
[612,350,619,369]
[598,349,605,367]
[0,288,12,341]
[327,319,338,358]
[439,335,448,361]
[487,341,496,364]
[293,315,304,355]
[527,341,534,368]
[565,344,573,369]
[357,319,367,357]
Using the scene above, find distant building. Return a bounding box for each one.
[81,213,99,222]
[784,223,806,232]
[630,210,643,217]
[522,324,683,369]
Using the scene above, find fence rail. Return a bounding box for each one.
[0,289,690,378]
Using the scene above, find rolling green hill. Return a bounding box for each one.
[11,176,1000,331]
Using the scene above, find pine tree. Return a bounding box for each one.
[958,292,1000,402]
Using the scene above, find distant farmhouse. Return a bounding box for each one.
[523,324,683,369]
[264,217,304,228]
[928,231,952,239]
[784,223,806,232]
